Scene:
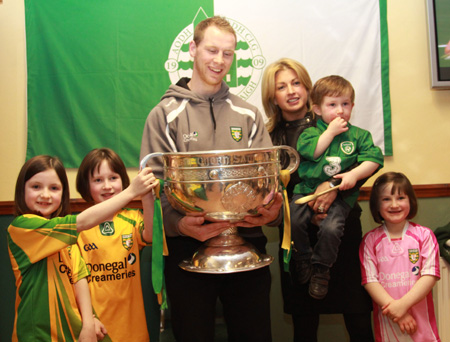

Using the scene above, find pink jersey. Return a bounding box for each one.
[360,222,440,342]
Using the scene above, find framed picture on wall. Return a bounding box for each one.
[426,0,450,89]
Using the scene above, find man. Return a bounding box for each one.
[140,16,281,342]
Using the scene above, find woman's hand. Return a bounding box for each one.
[309,181,337,215]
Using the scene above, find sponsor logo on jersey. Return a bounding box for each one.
[183,131,198,142]
[128,253,137,265]
[230,127,243,142]
[83,243,99,251]
[323,156,342,177]
[408,249,419,264]
[391,241,404,255]
[377,256,389,263]
[165,8,265,101]
[412,266,420,276]
[86,257,137,283]
[340,141,355,155]
[122,233,133,251]
[100,221,115,236]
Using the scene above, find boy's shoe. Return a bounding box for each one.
[293,259,312,285]
[309,265,330,300]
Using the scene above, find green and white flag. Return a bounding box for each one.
[25,0,391,168]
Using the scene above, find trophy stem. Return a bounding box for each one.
[179,225,273,274]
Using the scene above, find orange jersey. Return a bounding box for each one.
[77,208,150,341]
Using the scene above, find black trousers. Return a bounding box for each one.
[292,312,374,342]
[164,235,272,342]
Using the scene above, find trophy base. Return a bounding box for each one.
[179,235,273,274]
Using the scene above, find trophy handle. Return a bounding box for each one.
[140,152,163,170]
[278,145,300,174]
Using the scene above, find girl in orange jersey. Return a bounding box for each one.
[7,155,156,341]
[76,148,156,342]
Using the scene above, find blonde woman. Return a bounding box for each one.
[261,58,374,342]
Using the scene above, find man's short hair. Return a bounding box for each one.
[193,16,237,47]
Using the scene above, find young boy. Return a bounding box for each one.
[289,75,384,299]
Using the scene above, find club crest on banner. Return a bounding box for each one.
[165,8,266,101]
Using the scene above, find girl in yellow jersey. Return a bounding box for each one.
[76,148,155,341]
[7,155,156,342]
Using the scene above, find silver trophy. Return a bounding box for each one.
[140,146,299,274]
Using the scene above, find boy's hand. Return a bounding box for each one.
[327,117,348,137]
[397,312,417,335]
[332,172,357,191]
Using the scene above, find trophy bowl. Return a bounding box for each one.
[140,145,299,273]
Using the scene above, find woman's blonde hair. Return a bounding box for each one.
[261,58,313,132]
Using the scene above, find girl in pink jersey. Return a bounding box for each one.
[359,172,440,342]
[8,155,156,341]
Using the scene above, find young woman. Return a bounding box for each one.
[261,58,374,342]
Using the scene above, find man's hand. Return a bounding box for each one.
[239,193,283,227]
[178,215,231,241]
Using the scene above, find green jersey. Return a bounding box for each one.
[7,214,88,341]
[295,119,384,206]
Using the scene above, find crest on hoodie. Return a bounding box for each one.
[230,127,243,142]
[165,8,265,101]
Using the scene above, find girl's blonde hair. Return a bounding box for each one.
[261,58,313,132]
[14,155,70,217]
[369,172,418,224]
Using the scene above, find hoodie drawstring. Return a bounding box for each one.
[209,97,216,131]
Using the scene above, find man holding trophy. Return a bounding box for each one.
[140,16,282,342]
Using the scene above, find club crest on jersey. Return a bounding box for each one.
[122,233,133,251]
[340,141,355,155]
[230,127,243,142]
[409,249,419,264]
[100,221,115,236]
